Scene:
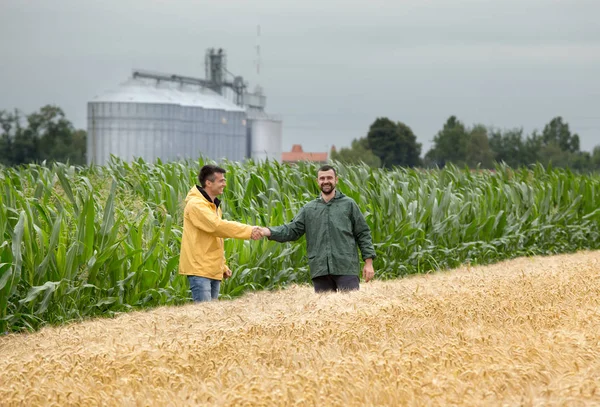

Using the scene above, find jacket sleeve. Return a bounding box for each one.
[186,202,253,239]
[351,201,376,260]
[268,206,306,242]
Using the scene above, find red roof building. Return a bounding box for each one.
[281,144,328,163]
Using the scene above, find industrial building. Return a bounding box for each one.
[87,48,282,165]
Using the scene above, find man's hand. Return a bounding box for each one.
[250,226,271,240]
[362,258,375,282]
[259,227,271,237]
[223,266,232,279]
[251,226,263,240]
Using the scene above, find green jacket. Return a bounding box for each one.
[268,190,376,279]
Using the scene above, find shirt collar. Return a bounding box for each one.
[196,185,221,208]
[318,189,341,202]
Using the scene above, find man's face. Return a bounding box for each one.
[206,172,226,196]
[317,169,337,194]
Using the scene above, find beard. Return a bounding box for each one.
[320,183,334,194]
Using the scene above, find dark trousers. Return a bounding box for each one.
[312,275,360,293]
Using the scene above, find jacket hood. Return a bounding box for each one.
[186,186,221,207]
[185,186,204,205]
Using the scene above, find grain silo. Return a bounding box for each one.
[244,86,283,163]
[87,48,281,165]
[87,78,246,165]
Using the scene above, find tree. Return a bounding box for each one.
[366,117,422,168]
[3,110,39,166]
[570,151,592,172]
[70,129,87,165]
[425,116,469,167]
[0,110,20,166]
[422,115,592,171]
[330,138,381,168]
[541,116,580,153]
[488,128,526,168]
[30,105,86,165]
[0,105,86,166]
[592,146,600,171]
[537,143,572,168]
[394,122,422,168]
[466,124,494,168]
[522,131,543,165]
[0,133,12,166]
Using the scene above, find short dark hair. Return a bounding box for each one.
[198,165,226,187]
[317,165,336,176]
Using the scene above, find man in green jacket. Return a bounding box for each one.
[259,165,376,292]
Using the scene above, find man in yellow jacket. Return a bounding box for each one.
[179,165,261,302]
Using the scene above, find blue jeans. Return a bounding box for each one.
[188,276,221,302]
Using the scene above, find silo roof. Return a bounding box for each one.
[90,78,244,112]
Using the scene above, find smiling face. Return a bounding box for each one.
[205,172,226,197]
[317,169,337,195]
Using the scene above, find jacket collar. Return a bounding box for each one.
[318,189,343,202]
[196,185,221,208]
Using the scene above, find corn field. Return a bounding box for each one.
[1,159,600,333]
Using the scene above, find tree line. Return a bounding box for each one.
[0,105,86,166]
[332,116,600,172]
[1,105,598,171]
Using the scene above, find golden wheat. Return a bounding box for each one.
[1,251,600,406]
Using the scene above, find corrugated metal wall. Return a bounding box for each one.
[249,119,283,162]
[87,101,246,165]
[246,109,283,162]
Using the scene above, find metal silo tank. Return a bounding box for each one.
[179,83,246,162]
[87,79,180,165]
[88,77,248,165]
[247,109,283,162]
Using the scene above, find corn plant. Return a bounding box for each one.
[1,159,600,333]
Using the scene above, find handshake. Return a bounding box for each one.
[250,226,271,240]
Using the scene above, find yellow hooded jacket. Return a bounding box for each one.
[179,186,253,280]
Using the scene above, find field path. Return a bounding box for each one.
[2,251,600,406]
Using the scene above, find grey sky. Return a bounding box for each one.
[1,0,599,155]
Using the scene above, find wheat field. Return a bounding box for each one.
[2,251,600,406]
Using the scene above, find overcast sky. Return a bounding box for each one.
[1,0,599,155]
